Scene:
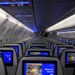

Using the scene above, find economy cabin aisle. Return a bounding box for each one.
[0,0,75,75]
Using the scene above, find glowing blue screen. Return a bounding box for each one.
[68,40,72,45]
[29,52,49,56]
[0,51,12,63]
[24,63,55,75]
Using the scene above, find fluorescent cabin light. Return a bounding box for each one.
[0,8,34,32]
[57,30,75,34]
[18,22,23,27]
[0,8,7,18]
[46,14,75,32]
[18,22,34,32]
[8,16,18,24]
[22,24,34,32]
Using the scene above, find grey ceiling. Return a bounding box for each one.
[1,0,75,32]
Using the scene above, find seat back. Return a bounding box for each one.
[51,43,65,55]
[60,49,75,75]
[54,45,74,57]
[8,42,25,56]
[4,44,22,59]
[0,48,17,75]
[16,57,63,75]
[25,49,52,56]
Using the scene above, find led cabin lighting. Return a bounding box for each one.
[22,24,34,32]
[0,8,7,18]
[46,14,75,32]
[57,31,75,34]
[8,16,18,24]
[18,22,23,27]
[0,8,34,32]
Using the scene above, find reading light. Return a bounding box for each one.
[46,14,75,32]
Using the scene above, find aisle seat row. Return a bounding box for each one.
[0,38,75,75]
[0,48,17,75]
[0,56,63,75]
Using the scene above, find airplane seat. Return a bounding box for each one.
[50,43,65,55]
[4,44,22,60]
[28,44,49,49]
[25,49,52,56]
[9,42,25,57]
[54,45,74,58]
[0,57,6,75]
[60,49,75,75]
[0,48,17,75]
[16,57,63,75]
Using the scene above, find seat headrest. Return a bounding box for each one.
[4,44,22,59]
[61,49,75,68]
[16,57,63,75]
[25,49,52,56]
[0,48,17,66]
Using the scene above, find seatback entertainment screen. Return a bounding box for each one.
[66,52,75,67]
[58,47,73,57]
[28,51,49,56]
[0,50,13,66]
[68,40,72,45]
[23,61,57,75]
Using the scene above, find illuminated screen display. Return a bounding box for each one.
[68,40,72,45]
[12,46,19,56]
[19,43,23,50]
[0,50,13,66]
[28,51,49,56]
[58,47,73,56]
[23,61,57,75]
[30,46,46,49]
[66,52,75,67]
